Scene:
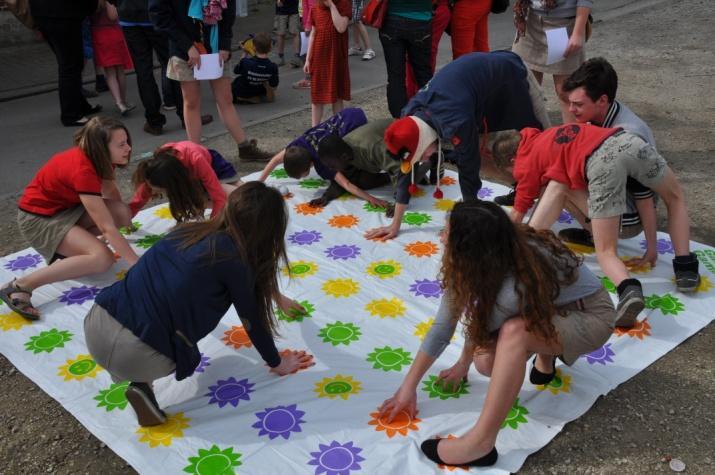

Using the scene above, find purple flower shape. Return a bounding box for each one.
[289,230,323,246]
[558,210,574,224]
[477,187,494,199]
[59,286,100,305]
[409,279,443,298]
[308,441,365,475]
[253,404,306,440]
[581,343,616,365]
[324,245,361,260]
[4,254,43,272]
[641,238,674,255]
[194,353,211,373]
[205,377,254,408]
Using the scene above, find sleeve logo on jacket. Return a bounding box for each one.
[554,124,581,144]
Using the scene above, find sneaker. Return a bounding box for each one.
[143,122,163,136]
[673,252,701,292]
[362,48,376,61]
[615,284,645,328]
[125,382,167,427]
[348,46,363,56]
[238,139,273,162]
[494,187,516,206]
[558,228,594,247]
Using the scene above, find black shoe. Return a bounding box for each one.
[615,284,645,328]
[143,122,163,136]
[673,253,700,292]
[125,382,167,427]
[420,439,498,467]
[494,187,516,206]
[85,104,103,116]
[558,228,594,247]
[529,355,556,385]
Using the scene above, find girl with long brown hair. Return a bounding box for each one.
[379,200,615,467]
[84,182,313,427]
[0,116,138,319]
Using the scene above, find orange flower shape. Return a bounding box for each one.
[433,435,470,471]
[404,241,439,258]
[614,318,651,340]
[440,176,457,186]
[223,325,253,349]
[283,192,294,200]
[368,409,421,438]
[328,214,360,228]
[294,202,324,215]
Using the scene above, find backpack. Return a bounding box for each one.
[6,0,35,30]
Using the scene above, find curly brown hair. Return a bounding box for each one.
[441,200,582,347]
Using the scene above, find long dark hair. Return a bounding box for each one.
[74,116,131,179]
[133,147,206,222]
[441,200,581,346]
[171,182,289,338]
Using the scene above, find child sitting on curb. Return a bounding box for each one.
[232,33,279,104]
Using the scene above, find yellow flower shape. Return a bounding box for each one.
[564,242,595,255]
[414,318,434,341]
[153,206,174,220]
[365,298,406,319]
[322,278,360,298]
[433,199,456,212]
[536,368,571,395]
[0,311,33,332]
[366,260,402,279]
[282,260,318,278]
[619,256,653,274]
[314,374,362,400]
[136,412,191,448]
[57,354,102,381]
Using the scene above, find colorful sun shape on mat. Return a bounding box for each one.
[288,230,323,246]
[620,256,652,274]
[0,311,32,331]
[314,375,362,400]
[307,440,365,475]
[59,285,100,305]
[564,242,595,255]
[328,214,360,228]
[641,238,674,255]
[645,293,685,315]
[325,244,361,260]
[405,241,439,258]
[300,177,328,189]
[365,298,406,319]
[223,325,252,349]
[205,377,254,408]
[432,435,470,472]
[57,354,102,381]
[135,233,166,249]
[366,346,413,371]
[137,412,190,448]
[253,404,306,440]
[277,300,315,322]
[4,253,43,271]
[402,212,432,226]
[421,375,469,400]
[270,167,289,179]
[363,202,386,213]
[433,199,456,212]
[295,202,324,215]
[319,321,361,346]
[409,279,443,298]
[153,207,174,220]
[183,445,242,475]
[283,260,319,278]
[414,318,434,341]
[691,274,713,293]
[24,328,73,353]
[478,187,494,199]
[195,352,211,373]
[536,368,571,395]
[440,176,457,186]
[582,343,616,365]
[337,193,357,201]
[368,409,421,438]
[694,249,715,273]
[557,210,574,224]
[614,318,652,340]
[366,260,402,279]
[322,278,360,298]
[94,381,129,412]
[119,221,142,235]
[501,398,529,429]
[600,276,616,293]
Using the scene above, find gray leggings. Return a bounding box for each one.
[84,304,175,383]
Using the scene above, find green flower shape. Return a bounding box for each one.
[318,321,361,346]
[421,374,469,400]
[183,445,242,475]
[501,398,529,429]
[366,346,413,372]
[135,233,166,249]
[24,328,73,354]
[94,381,129,411]
[600,276,616,294]
[402,212,432,226]
[270,168,289,179]
[363,202,387,213]
[119,221,142,235]
[645,293,685,315]
[299,178,328,189]
[276,300,315,322]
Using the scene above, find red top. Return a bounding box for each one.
[19,147,103,216]
[309,0,351,104]
[512,124,621,214]
[129,141,227,218]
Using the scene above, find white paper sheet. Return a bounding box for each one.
[193,53,223,80]
[546,27,569,65]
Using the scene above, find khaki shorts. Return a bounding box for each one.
[17,206,86,263]
[166,55,232,82]
[553,287,616,365]
[526,67,552,129]
[586,131,667,219]
[512,14,585,76]
[275,13,301,36]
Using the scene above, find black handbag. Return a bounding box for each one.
[491,0,510,14]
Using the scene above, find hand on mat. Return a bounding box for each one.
[366,195,389,209]
[364,225,398,241]
[271,350,315,375]
[378,386,417,423]
[309,197,328,208]
[623,249,657,271]
[277,294,305,319]
[437,361,470,392]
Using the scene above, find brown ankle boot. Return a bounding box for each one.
[238,139,273,162]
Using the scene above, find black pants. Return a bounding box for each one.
[379,15,432,118]
[122,26,183,127]
[35,16,93,125]
[322,168,392,202]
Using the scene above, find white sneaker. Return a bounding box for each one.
[362,48,376,61]
[348,46,363,56]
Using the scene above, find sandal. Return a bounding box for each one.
[0,279,40,320]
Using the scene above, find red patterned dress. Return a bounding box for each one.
[309,0,351,104]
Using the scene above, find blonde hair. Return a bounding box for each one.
[73,116,131,179]
[490,130,522,171]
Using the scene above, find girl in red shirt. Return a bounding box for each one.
[0,117,139,320]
